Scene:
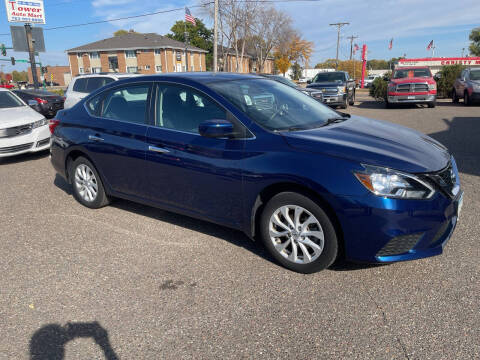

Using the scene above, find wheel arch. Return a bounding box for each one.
[64,149,97,184]
[250,182,345,256]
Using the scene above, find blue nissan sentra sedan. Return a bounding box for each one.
[49,73,463,273]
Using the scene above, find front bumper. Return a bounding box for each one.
[322,93,347,106]
[388,94,436,103]
[332,159,462,263]
[0,125,50,158]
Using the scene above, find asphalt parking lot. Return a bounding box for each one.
[1,93,479,359]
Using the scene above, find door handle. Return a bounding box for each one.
[148,145,170,154]
[88,135,104,142]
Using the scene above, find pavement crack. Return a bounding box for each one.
[365,289,410,360]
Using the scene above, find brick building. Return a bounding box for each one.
[67,32,208,76]
[28,65,71,86]
[218,47,274,74]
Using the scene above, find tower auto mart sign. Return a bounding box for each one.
[398,57,480,67]
[4,0,46,24]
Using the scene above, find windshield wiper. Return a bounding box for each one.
[321,117,349,127]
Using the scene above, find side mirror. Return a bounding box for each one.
[199,119,234,138]
[27,99,38,106]
[307,79,312,84]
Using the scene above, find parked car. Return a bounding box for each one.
[13,89,64,119]
[50,73,462,273]
[386,67,437,108]
[261,74,323,102]
[298,77,310,84]
[0,88,50,158]
[363,75,378,88]
[452,68,480,105]
[306,71,355,108]
[64,73,136,109]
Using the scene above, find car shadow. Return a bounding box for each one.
[30,322,118,360]
[53,175,273,265]
[428,117,480,177]
[0,150,49,165]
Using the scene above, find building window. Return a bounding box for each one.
[127,66,138,73]
[156,65,162,73]
[125,50,136,58]
[144,65,150,70]
[79,67,84,74]
[92,67,102,74]
[154,49,161,55]
[90,52,100,59]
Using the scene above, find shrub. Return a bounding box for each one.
[49,89,64,97]
[369,77,388,101]
[435,64,465,98]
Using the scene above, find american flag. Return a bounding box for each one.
[427,40,434,50]
[185,7,196,26]
[388,38,393,50]
[353,43,360,55]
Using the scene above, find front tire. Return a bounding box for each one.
[464,92,471,106]
[259,192,338,273]
[452,89,459,103]
[427,101,436,108]
[70,156,110,209]
[348,91,355,106]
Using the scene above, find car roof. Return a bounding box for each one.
[111,72,264,85]
[13,89,57,95]
[0,88,10,92]
[395,66,430,70]
[73,73,138,79]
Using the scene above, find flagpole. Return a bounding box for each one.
[184,13,188,72]
[213,0,218,72]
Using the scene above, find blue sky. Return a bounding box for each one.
[0,0,478,72]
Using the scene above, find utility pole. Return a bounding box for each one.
[25,24,39,89]
[462,48,465,57]
[213,0,218,72]
[347,35,358,60]
[329,22,349,70]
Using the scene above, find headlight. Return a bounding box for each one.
[354,165,435,199]
[32,118,48,129]
[428,83,437,91]
[472,83,480,91]
[337,86,347,93]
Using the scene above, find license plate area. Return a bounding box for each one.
[407,95,416,100]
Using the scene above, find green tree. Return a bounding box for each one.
[436,64,465,97]
[167,19,213,70]
[315,59,336,69]
[113,29,137,36]
[291,62,302,80]
[12,70,28,82]
[469,27,480,56]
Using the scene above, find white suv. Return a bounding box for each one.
[64,73,137,109]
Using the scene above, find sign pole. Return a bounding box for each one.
[25,23,39,89]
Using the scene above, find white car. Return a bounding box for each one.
[64,73,137,109]
[0,88,50,158]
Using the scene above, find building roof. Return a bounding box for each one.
[67,32,208,53]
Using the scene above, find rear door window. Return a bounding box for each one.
[99,84,151,124]
[73,78,88,93]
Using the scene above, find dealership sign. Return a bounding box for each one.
[4,0,46,24]
[398,57,480,67]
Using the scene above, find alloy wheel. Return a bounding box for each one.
[269,205,324,264]
[74,164,98,202]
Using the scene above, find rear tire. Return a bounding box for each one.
[385,99,392,108]
[69,156,110,209]
[259,192,338,273]
[348,91,355,106]
[452,89,459,103]
[340,97,348,109]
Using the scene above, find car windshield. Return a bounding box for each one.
[209,78,341,131]
[313,72,345,83]
[0,91,25,109]
[393,68,431,79]
[270,76,297,88]
[470,70,480,80]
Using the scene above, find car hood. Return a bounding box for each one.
[470,80,480,85]
[307,82,344,88]
[281,115,450,173]
[0,106,44,129]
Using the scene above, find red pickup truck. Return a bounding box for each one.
[386,66,437,108]
[0,84,15,89]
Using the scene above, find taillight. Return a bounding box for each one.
[35,97,48,104]
[49,119,60,134]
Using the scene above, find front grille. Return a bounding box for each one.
[321,88,338,94]
[396,83,429,92]
[376,233,423,257]
[0,124,33,138]
[0,143,33,154]
[426,163,456,197]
